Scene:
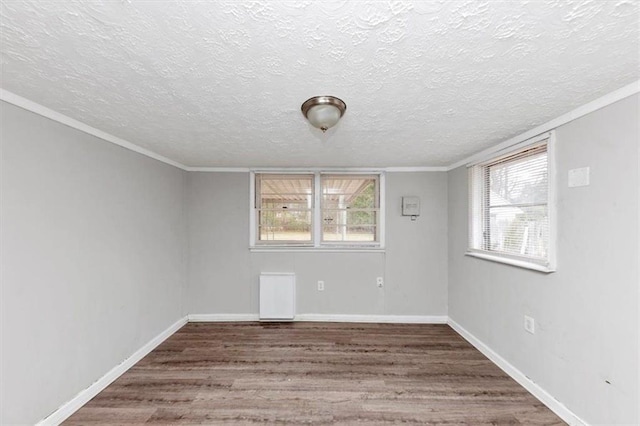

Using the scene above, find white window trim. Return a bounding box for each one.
[466,131,557,273]
[249,170,385,250]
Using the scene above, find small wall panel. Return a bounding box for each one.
[259,273,295,321]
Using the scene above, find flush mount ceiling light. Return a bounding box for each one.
[301,96,347,133]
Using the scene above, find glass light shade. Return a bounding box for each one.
[306,104,342,131]
[301,96,346,133]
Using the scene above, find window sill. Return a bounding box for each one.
[250,246,385,253]
[465,251,556,273]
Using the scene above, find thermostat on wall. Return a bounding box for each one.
[402,196,420,217]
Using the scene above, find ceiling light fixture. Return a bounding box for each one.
[301,96,347,133]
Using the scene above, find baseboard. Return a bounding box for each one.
[187,313,447,324]
[188,313,260,322]
[295,314,448,324]
[34,314,584,426]
[447,318,587,426]
[36,316,188,426]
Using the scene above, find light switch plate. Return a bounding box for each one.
[568,167,590,187]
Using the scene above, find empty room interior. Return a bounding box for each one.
[1,1,639,425]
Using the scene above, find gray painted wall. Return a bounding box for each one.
[3,90,636,425]
[0,101,188,425]
[447,94,639,425]
[187,172,448,317]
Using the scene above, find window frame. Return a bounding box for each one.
[466,132,557,273]
[250,171,385,250]
[319,173,381,246]
[254,173,315,246]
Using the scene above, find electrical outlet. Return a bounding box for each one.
[524,315,535,334]
[376,277,384,288]
[317,280,324,291]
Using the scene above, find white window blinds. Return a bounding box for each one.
[469,140,552,267]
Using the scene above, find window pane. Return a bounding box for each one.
[258,174,313,208]
[489,152,547,206]
[322,225,376,242]
[321,176,377,209]
[321,210,376,226]
[257,174,313,243]
[488,205,549,259]
[321,175,378,242]
[259,211,312,241]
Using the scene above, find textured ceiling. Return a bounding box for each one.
[1,1,639,168]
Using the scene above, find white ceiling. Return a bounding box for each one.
[1,1,638,168]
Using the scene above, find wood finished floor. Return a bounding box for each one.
[65,322,564,425]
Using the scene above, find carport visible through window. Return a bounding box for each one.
[255,174,313,244]
[252,172,384,248]
[321,175,379,243]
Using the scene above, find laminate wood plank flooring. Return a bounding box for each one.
[64,322,564,425]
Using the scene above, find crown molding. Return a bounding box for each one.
[188,166,447,173]
[186,167,251,172]
[0,89,189,170]
[446,79,640,171]
[4,79,637,174]
[0,90,447,173]
[385,166,448,172]
[0,90,450,173]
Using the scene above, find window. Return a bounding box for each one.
[255,174,314,244]
[321,175,380,243]
[251,172,384,249]
[468,133,556,272]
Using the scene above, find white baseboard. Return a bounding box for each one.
[447,318,587,426]
[35,314,585,426]
[188,313,447,324]
[36,316,188,426]
[295,314,448,324]
[188,313,260,322]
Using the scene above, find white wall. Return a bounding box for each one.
[187,171,448,318]
[0,101,188,425]
[447,94,639,425]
